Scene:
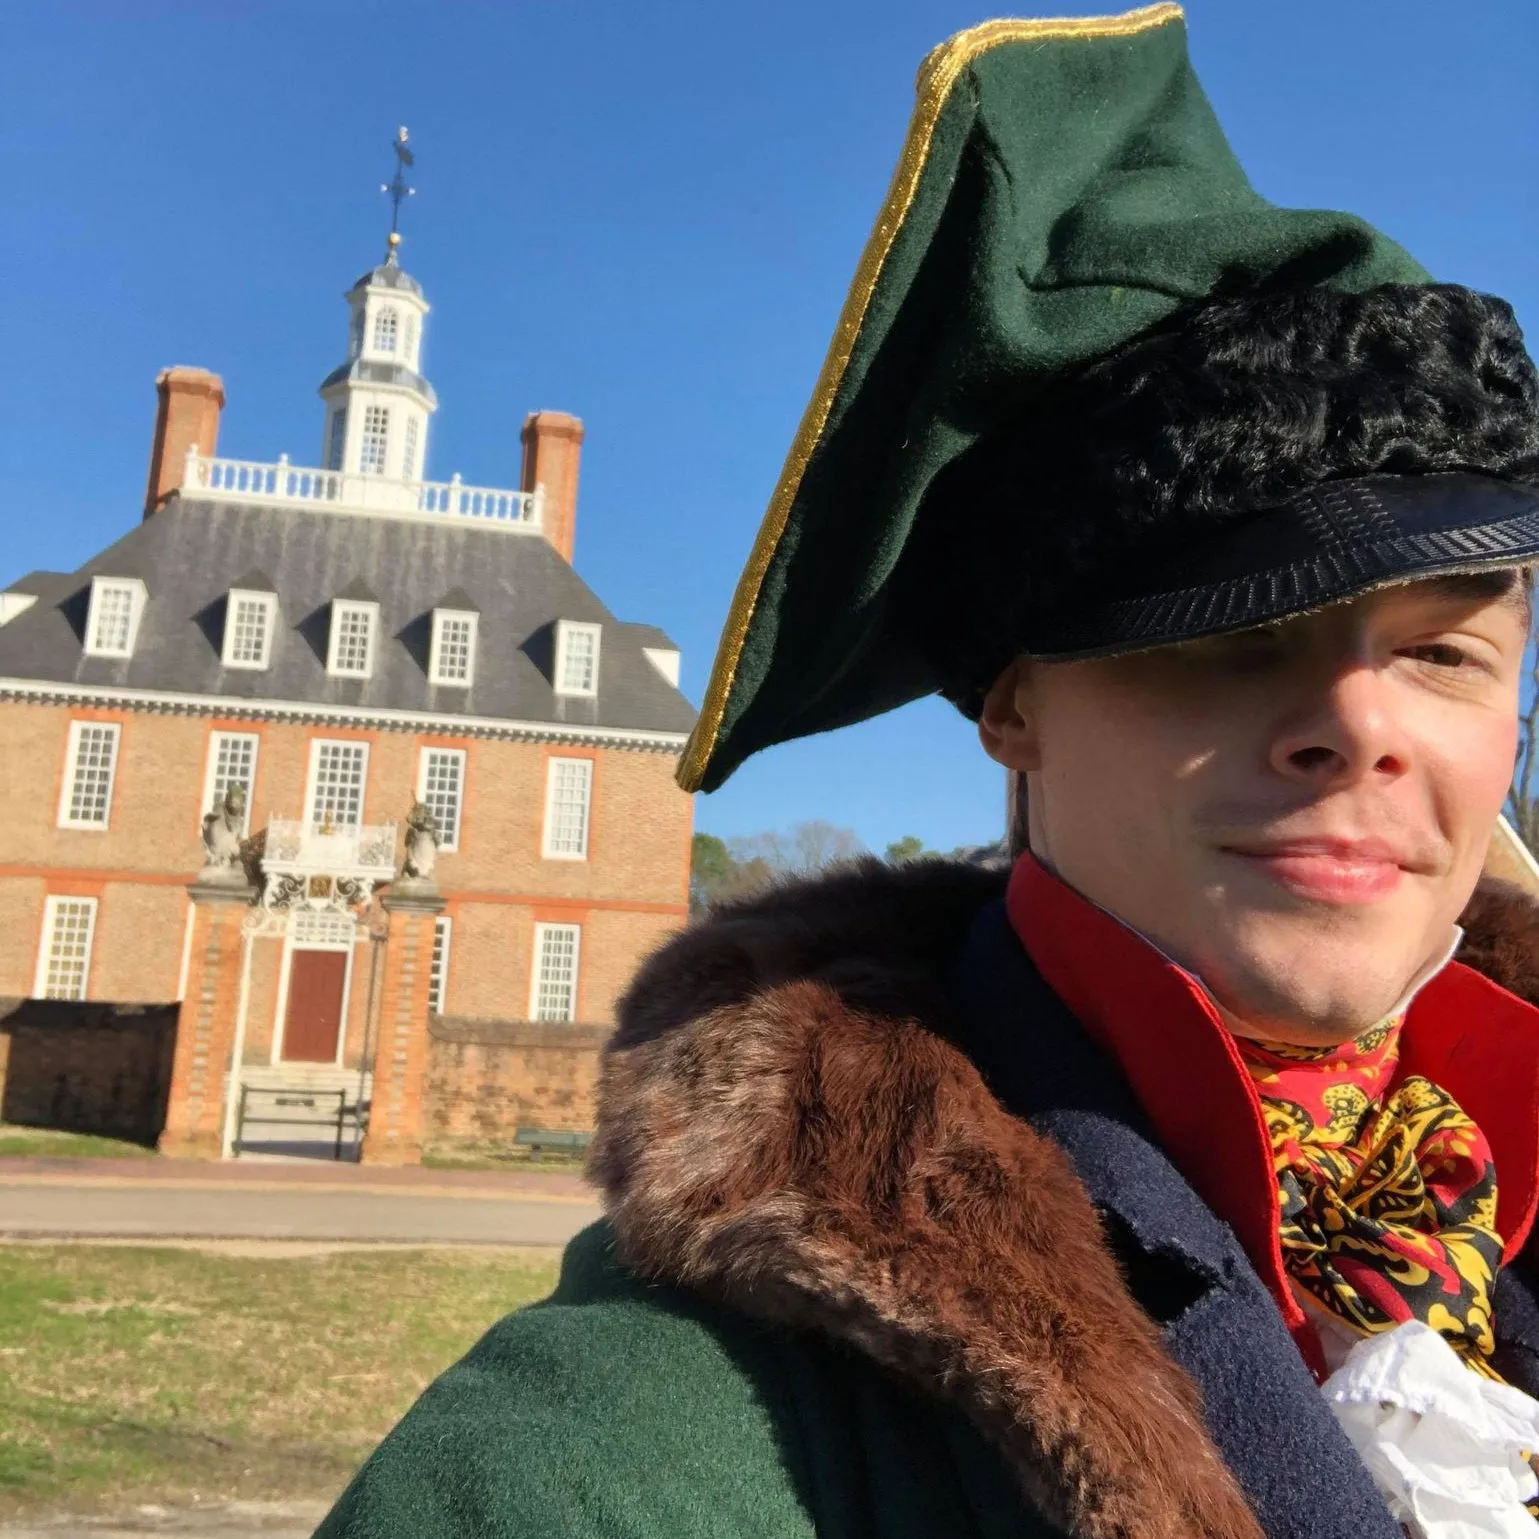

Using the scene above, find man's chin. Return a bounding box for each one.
[1194,922,1430,1046]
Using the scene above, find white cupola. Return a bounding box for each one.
[317,129,437,483]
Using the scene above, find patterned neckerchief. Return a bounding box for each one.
[1235,1023,1505,1375]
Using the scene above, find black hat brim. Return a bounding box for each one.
[1022,472,1539,663]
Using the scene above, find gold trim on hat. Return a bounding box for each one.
[676,4,1187,792]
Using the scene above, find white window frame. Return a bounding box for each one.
[34,895,98,1000]
[429,609,477,687]
[222,589,277,670]
[541,756,594,861]
[530,922,581,1023]
[428,915,452,1016]
[326,406,348,470]
[402,415,420,481]
[416,747,466,852]
[201,730,260,834]
[57,721,121,830]
[553,620,602,698]
[373,306,399,354]
[84,576,147,659]
[404,311,420,368]
[327,599,379,678]
[359,405,390,475]
[305,738,370,831]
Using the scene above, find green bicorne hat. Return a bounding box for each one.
[679,4,1539,793]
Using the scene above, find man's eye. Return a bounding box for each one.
[1402,643,1471,668]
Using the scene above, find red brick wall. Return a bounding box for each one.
[0,997,177,1143]
[423,1016,608,1140]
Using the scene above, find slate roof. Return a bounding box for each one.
[0,495,696,739]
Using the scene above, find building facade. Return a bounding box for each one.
[0,238,694,1160]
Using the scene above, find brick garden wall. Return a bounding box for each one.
[423,1016,608,1142]
[0,997,178,1144]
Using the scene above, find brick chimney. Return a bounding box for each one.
[519,410,585,563]
[143,366,226,518]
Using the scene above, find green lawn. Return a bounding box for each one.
[0,1244,560,1517]
[0,1124,156,1159]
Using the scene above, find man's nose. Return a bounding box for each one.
[1268,662,1412,789]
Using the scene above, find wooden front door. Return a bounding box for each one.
[282,949,347,1062]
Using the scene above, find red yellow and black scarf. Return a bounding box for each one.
[1237,1023,1505,1376]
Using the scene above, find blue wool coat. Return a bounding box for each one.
[318,863,1539,1539]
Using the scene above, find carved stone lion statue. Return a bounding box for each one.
[200,783,247,874]
[401,800,438,883]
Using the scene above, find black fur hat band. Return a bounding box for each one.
[916,283,1539,714]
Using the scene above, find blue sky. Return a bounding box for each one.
[4,2,1535,854]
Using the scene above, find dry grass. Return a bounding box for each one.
[0,1243,560,1517]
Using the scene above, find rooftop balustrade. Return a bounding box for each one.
[181,447,543,532]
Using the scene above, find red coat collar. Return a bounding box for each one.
[1007,853,1539,1367]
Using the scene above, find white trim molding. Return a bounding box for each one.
[0,677,689,754]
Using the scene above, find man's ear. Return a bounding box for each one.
[978,658,1043,771]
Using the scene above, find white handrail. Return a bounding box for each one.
[181,447,544,532]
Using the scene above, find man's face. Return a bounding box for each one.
[981,573,1530,1045]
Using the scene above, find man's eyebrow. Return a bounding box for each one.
[1414,569,1531,618]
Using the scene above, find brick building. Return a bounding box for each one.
[0,227,694,1161]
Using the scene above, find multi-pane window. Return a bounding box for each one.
[418,748,465,851]
[58,722,120,829]
[359,406,390,475]
[86,578,143,657]
[328,601,376,677]
[554,621,601,697]
[223,591,275,669]
[326,407,348,471]
[402,416,420,482]
[542,757,593,860]
[308,740,368,830]
[373,307,399,354]
[203,731,259,831]
[429,610,476,686]
[35,897,97,1001]
[404,312,419,367]
[531,923,581,1023]
[350,308,365,359]
[428,916,452,1015]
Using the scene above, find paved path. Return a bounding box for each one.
[0,1500,330,1539]
[0,1157,601,1247]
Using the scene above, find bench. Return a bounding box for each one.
[513,1126,592,1156]
[235,1085,363,1160]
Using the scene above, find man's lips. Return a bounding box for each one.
[1217,838,1411,903]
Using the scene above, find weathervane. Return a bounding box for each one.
[380,126,415,264]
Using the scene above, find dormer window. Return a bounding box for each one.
[328,598,379,678]
[373,306,399,354]
[223,588,277,669]
[430,608,478,687]
[84,577,146,658]
[554,620,601,698]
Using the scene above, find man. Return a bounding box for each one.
[317,8,1539,1537]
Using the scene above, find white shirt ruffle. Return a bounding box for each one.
[1321,1320,1539,1538]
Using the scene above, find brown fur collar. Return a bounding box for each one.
[591,861,1539,1539]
